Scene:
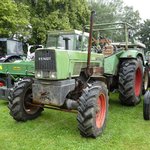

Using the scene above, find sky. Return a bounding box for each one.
[123,0,150,20]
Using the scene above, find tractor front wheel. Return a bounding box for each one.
[8,78,43,121]
[119,59,143,106]
[77,82,108,138]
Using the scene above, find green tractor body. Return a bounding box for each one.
[35,49,104,80]
[8,12,148,138]
[33,30,104,106]
[32,23,146,107]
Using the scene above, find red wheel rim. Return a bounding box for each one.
[96,93,106,128]
[134,67,142,96]
[0,82,5,87]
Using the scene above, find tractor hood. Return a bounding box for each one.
[35,48,104,80]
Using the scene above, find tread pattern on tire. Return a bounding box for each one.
[119,59,143,106]
[8,78,43,121]
[143,90,150,120]
[77,82,108,138]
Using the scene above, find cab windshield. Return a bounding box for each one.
[46,34,74,50]
[46,32,89,51]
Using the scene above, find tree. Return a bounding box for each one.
[120,6,141,27]
[15,0,90,44]
[89,0,141,26]
[0,0,30,38]
[89,0,124,24]
[137,20,150,50]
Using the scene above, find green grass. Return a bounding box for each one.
[0,93,150,150]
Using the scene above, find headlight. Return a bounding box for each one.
[35,71,43,78]
[49,72,56,79]
[35,71,56,79]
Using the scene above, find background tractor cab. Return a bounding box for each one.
[0,38,24,62]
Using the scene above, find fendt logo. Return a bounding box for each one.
[38,57,51,61]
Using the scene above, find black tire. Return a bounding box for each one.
[119,59,143,106]
[4,56,22,62]
[8,78,43,121]
[143,90,150,120]
[77,82,108,138]
[142,66,149,94]
[148,66,150,87]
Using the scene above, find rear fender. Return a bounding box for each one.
[120,50,145,65]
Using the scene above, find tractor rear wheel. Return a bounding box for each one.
[77,82,108,138]
[8,78,43,121]
[143,90,150,120]
[119,59,143,106]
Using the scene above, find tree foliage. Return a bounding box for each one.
[0,0,144,45]
[89,0,123,24]
[137,20,150,50]
[120,6,141,27]
[90,0,141,26]
[0,0,30,37]
[15,0,90,44]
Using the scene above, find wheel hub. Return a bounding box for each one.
[96,93,106,128]
[134,67,142,97]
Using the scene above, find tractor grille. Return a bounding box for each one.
[35,50,56,72]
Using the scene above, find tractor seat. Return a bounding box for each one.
[102,44,114,57]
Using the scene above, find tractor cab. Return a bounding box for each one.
[46,30,89,51]
[0,38,24,56]
[0,38,24,62]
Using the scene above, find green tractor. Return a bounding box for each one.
[0,38,43,100]
[8,12,147,138]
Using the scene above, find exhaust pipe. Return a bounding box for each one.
[87,11,96,70]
